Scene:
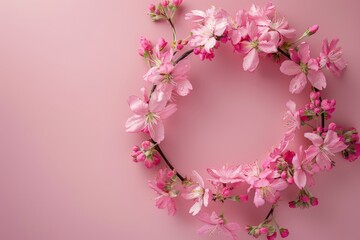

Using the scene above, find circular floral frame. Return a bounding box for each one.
[126,1,359,239]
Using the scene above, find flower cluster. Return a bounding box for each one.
[126,1,358,240]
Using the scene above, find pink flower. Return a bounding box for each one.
[240,21,278,72]
[262,140,289,169]
[292,146,320,189]
[228,10,248,45]
[283,100,301,141]
[242,163,287,207]
[125,89,177,143]
[280,42,326,94]
[207,165,243,185]
[320,38,347,76]
[304,130,348,171]
[253,178,288,207]
[186,6,228,53]
[148,168,179,216]
[197,211,241,240]
[182,171,210,216]
[144,60,193,96]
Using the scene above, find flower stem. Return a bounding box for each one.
[151,139,185,182]
[265,205,275,220]
[167,18,177,42]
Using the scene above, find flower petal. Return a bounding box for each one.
[280,60,301,76]
[294,169,306,189]
[304,133,323,146]
[149,121,165,143]
[125,115,146,132]
[243,48,259,72]
[127,95,149,115]
[307,70,326,90]
[289,73,307,94]
[158,104,177,119]
[298,42,310,63]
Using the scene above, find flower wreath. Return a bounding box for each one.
[126,1,359,239]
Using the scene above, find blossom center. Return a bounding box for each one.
[250,40,259,49]
[300,63,309,74]
[146,112,160,125]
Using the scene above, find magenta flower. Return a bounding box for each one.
[283,100,301,141]
[197,211,241,240]
[182,171,210,216]
[320,38,347,76]
[125,89,177,143]
[148,168,179,216]
[145,60,193,97]
[292,146,320,189]
[240,21,278,72]
[207,165,243,185]
[280,42,326,94]
[304,130,348,171]
[186,6,228,53]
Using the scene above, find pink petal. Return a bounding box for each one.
[254,189,265,207]
[243,48,259,72]
[189,201,202,216]
[305,145,320,159]
[192,170,204,187]
[125,115,146,132]
[280,60,301,75]
[304,133,323,146]
[270,179,288,191]
[258,41,277,53]
[127,95,149,115]
[172,60,191,76]
[203,189,210,207]
[324,130,348,152]
[316,152,332,171]
[197,224,215,235]
[294,169,306,189]
[149,121,165,143]
[204,37,217,52]
[289,73,307,94]
[176,79,193,96]
[158,104,177,119]
[149,90,169,113]
[307,70,326,90]
[214,19,228,36]
[247,21,258,40]
[286,100,297,113]
[185,10,206,22]
[298,43,310,63]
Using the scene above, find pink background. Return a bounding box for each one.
[1,0,360,239]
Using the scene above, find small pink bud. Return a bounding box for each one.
[281,171,287,179]
[193,47,201,55]
[161,0,169,7]
[132,146,140,152]
[301,195,309,203]
[144,159,154,168]
[288,201,296,208]
[177,44,184,50]
[287,177,294,184]
[314,107,321,114]
[239,194,249,202]
[314,99,321,106]
[172,0,182,7]
[267,232,277,240]
[310,197,319,206]
[136,153,146,162]
[149,4,156,12]
[221,187,231,197]
[308,25,319,36]
[141,140,151,149]
[328,122,337,131]
[310,91,317,100]
[167,170,175,178]
[280,228,290,238]
[283,150,295,163]
[317,126,323,133]
[260,227,268,235]
[140,37,152,52]
[158,38,168,50]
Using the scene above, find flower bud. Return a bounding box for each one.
[307,24,319,36]
[280,228,290,238]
